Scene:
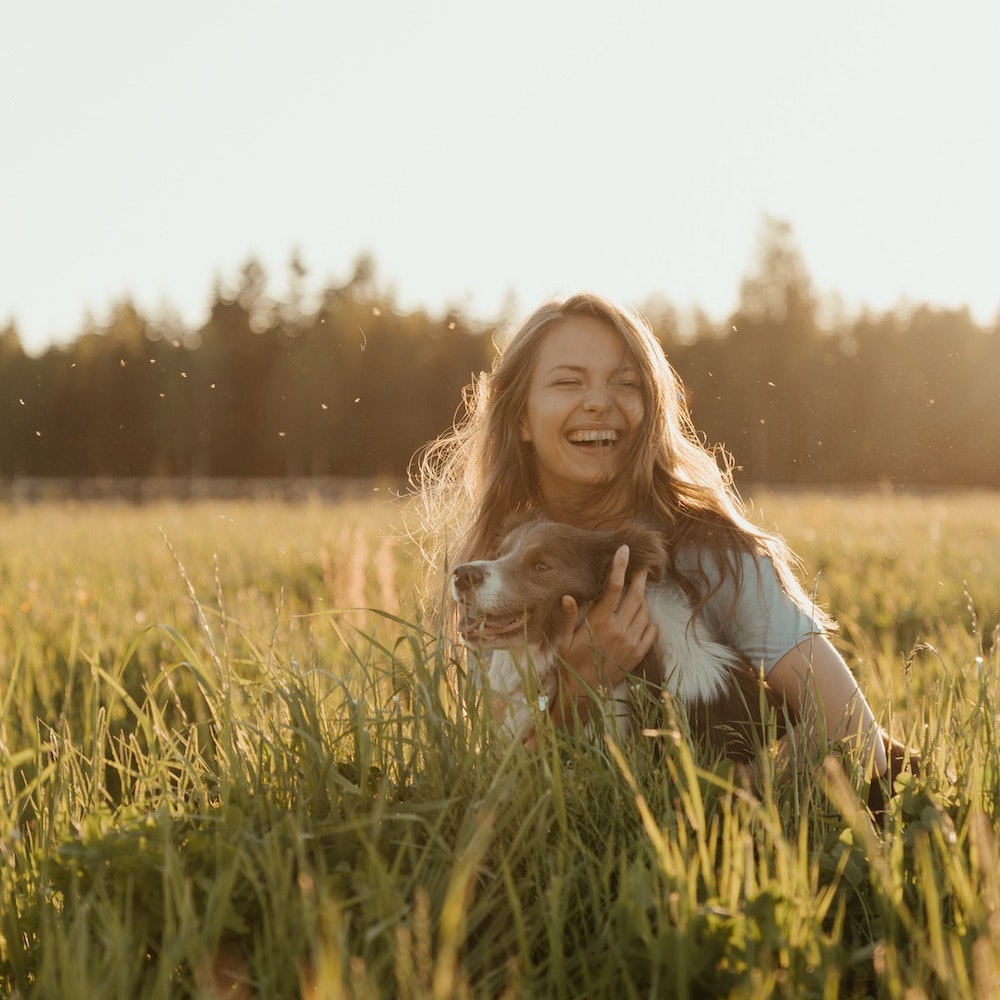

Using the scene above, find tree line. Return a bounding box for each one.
[2,219,998,489]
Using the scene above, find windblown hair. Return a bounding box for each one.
[409,292,829,628]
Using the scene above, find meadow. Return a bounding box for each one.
[0,490,998,999]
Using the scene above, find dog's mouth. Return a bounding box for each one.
[567,428,620,449]
[456,610,527,644]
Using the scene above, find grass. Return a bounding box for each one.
[0,490,998,998]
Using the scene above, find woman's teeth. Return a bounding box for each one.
[567,429,619,447]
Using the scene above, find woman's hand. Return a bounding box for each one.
[546,543,659,730]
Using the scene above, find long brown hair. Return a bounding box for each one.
[410,292,828,626]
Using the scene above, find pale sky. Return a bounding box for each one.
[3,1,998,353]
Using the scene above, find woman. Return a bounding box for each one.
[414,292,913,806]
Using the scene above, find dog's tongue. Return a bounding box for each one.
[458,612,524,640]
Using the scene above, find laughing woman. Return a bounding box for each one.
[412,292,917,814]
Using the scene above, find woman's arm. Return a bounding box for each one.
[767,635,888,776]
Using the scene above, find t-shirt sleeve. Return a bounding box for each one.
[684,550,826,676]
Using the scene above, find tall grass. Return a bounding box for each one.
[1,491,998,998]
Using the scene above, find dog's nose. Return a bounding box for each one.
[452,563,484,593]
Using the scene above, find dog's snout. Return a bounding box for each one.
[453,563,484,593]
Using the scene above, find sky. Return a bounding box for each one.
[2,1,998,354]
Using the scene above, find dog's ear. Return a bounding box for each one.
[612,525,668,583]
[498,510,534,537]
[488,510,537,556]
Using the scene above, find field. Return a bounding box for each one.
[1,490,998,999]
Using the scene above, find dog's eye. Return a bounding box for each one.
[534,561,550,573]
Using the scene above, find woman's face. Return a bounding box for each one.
[519,316,645,508]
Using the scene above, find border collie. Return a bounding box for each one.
[452,518,788,761]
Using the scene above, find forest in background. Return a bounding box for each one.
[2,218,998,488]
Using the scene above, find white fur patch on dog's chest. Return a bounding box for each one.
[482,646,554,739]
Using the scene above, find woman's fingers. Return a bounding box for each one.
[596,544,630,611]
[558,545,658,679]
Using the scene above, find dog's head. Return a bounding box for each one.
[451,519,667,650]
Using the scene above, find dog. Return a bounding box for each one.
[451,518,788,761]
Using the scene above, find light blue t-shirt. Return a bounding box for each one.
[673,546,825,676]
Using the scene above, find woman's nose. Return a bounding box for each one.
[582,384,611,411]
